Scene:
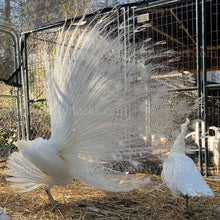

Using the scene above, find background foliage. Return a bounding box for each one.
[0,0,137,32]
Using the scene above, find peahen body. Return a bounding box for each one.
[161,119,214,210]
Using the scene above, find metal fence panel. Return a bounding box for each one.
[0,83,20,159]
[0,26,22,160]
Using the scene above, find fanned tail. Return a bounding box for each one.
[44,11,171,192]
[6,10,194,195]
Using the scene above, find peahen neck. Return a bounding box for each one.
[171,121,189,154]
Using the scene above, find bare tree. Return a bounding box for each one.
[4,0,11,24]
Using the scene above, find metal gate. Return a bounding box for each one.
[0,25,23,159]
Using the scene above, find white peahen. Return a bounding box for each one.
[161,118,214,210]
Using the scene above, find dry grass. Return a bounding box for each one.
[0,165,220,220]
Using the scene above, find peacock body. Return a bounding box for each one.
[7,11,173,203]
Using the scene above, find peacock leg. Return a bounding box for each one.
[45,184,56,205]
[185,195,189,212]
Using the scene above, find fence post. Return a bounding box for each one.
[196,0,203,174]
[20,34,31,140]
[202,0,209,177]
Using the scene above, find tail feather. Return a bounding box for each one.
[62,153,151,192]
[6,151,47,191]
[7,152,45,179]
[15,140,33,151]
[46,12,165,152]
[7,10,175,194]
[11,183,43,193]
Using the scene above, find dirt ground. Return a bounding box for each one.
[0,165,220,220]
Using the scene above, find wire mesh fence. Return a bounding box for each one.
[0,82,19,160]
[18,0,220,176]
[0,32,15,82]
[0,26,21,161]
[26,30,59,140]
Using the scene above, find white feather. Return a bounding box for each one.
[7,11,170,195]
[161,119,214,197]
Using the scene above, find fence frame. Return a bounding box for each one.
[0,25,24,140]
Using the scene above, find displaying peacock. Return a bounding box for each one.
[6,11,177,204]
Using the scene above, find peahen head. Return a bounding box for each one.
[180,118,190,134]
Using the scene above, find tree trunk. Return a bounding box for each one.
[4,0,11,24]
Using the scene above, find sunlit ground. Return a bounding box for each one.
[0,165,219,220]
